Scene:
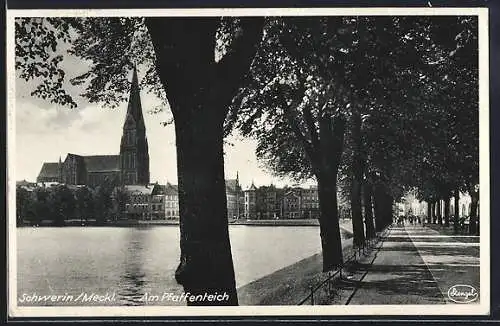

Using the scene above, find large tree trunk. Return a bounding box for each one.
[145,17,264,306]
[426,200,432,225]
[314,114,346,271]
[317,174,343,271]
[431,201,437,224]
[384,193,394,227]
[363,181,376,239]
[453,188,460,234]
[437,200,443,225]
[469,187,479,235]
[173,110,238,305]
[350,178,365,247]
[444,196,450,227]
[350,112,366,248]
[373,184,385,232]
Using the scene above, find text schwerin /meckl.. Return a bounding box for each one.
[18,292,116,304]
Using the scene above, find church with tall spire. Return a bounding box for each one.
[119,67,150,185]
[36,67,150,188]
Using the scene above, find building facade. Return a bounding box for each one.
[283,188,301,219]
[243,184,320,220]
[226,174,243,219]
[121,184,164,220]
[36,67,150,188]
[163,183,179,219]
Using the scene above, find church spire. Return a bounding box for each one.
[120,65,150,185]
[125,66,145,130]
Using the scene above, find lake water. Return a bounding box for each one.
[16,225,351,306]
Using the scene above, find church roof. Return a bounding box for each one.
[38,162,60,179]
[83,155,120,172]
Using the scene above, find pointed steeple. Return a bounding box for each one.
[120,65,150,186]
[124,66,145,130]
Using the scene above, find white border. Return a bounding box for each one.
[7,7,490,318]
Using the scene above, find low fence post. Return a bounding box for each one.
[310,286,314,305]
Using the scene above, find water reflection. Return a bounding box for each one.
[17,225,348,306]
[118,228,149,305]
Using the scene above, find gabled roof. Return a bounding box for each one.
[226,179,240,192]
[166,184,178,193]
[38,162,60,179]
[246,182,257,191]
[123,184,155,196]
[16,180,36,187]
[84,155,120,172]
[157,183,178,195]
[284,190,301,198]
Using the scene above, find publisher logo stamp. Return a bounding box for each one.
[447,285,479,303]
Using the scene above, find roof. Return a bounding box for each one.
[84,155,120,172]
[123,184,155,196]
[284,190,301,198]
[16,180,36,187]
[226,179,240,192]
[166,183,178,193]
[246,182,257,191]
[156,183,178,195]
[38,162,60,179]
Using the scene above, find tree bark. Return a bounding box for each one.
[437,200,443,225]
[317,174,343,271]
[363,181,376,239]
[350,112,365,247]
[384,193,394,227]
[431,201,437,224]
[373,184,385,232]
[469,187,479,235]
[314,114,346,271]
[173,109,238,305]
[444,196,450,227]
[145,17,264,306]
[426,200,432,225]
[453,188,460,234]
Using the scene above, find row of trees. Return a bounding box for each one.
[228,16,478,258]
[16,15,479,305]
[16,184,129,226]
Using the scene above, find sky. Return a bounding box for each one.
[13,52,314,190]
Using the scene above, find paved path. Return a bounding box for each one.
[347,224,480,305]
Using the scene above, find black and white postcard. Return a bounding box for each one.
[7,7,490,317]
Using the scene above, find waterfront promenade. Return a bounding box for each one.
[347,224,480,305]
[238,223,480,306]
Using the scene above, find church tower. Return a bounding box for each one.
[120,67,150,185]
